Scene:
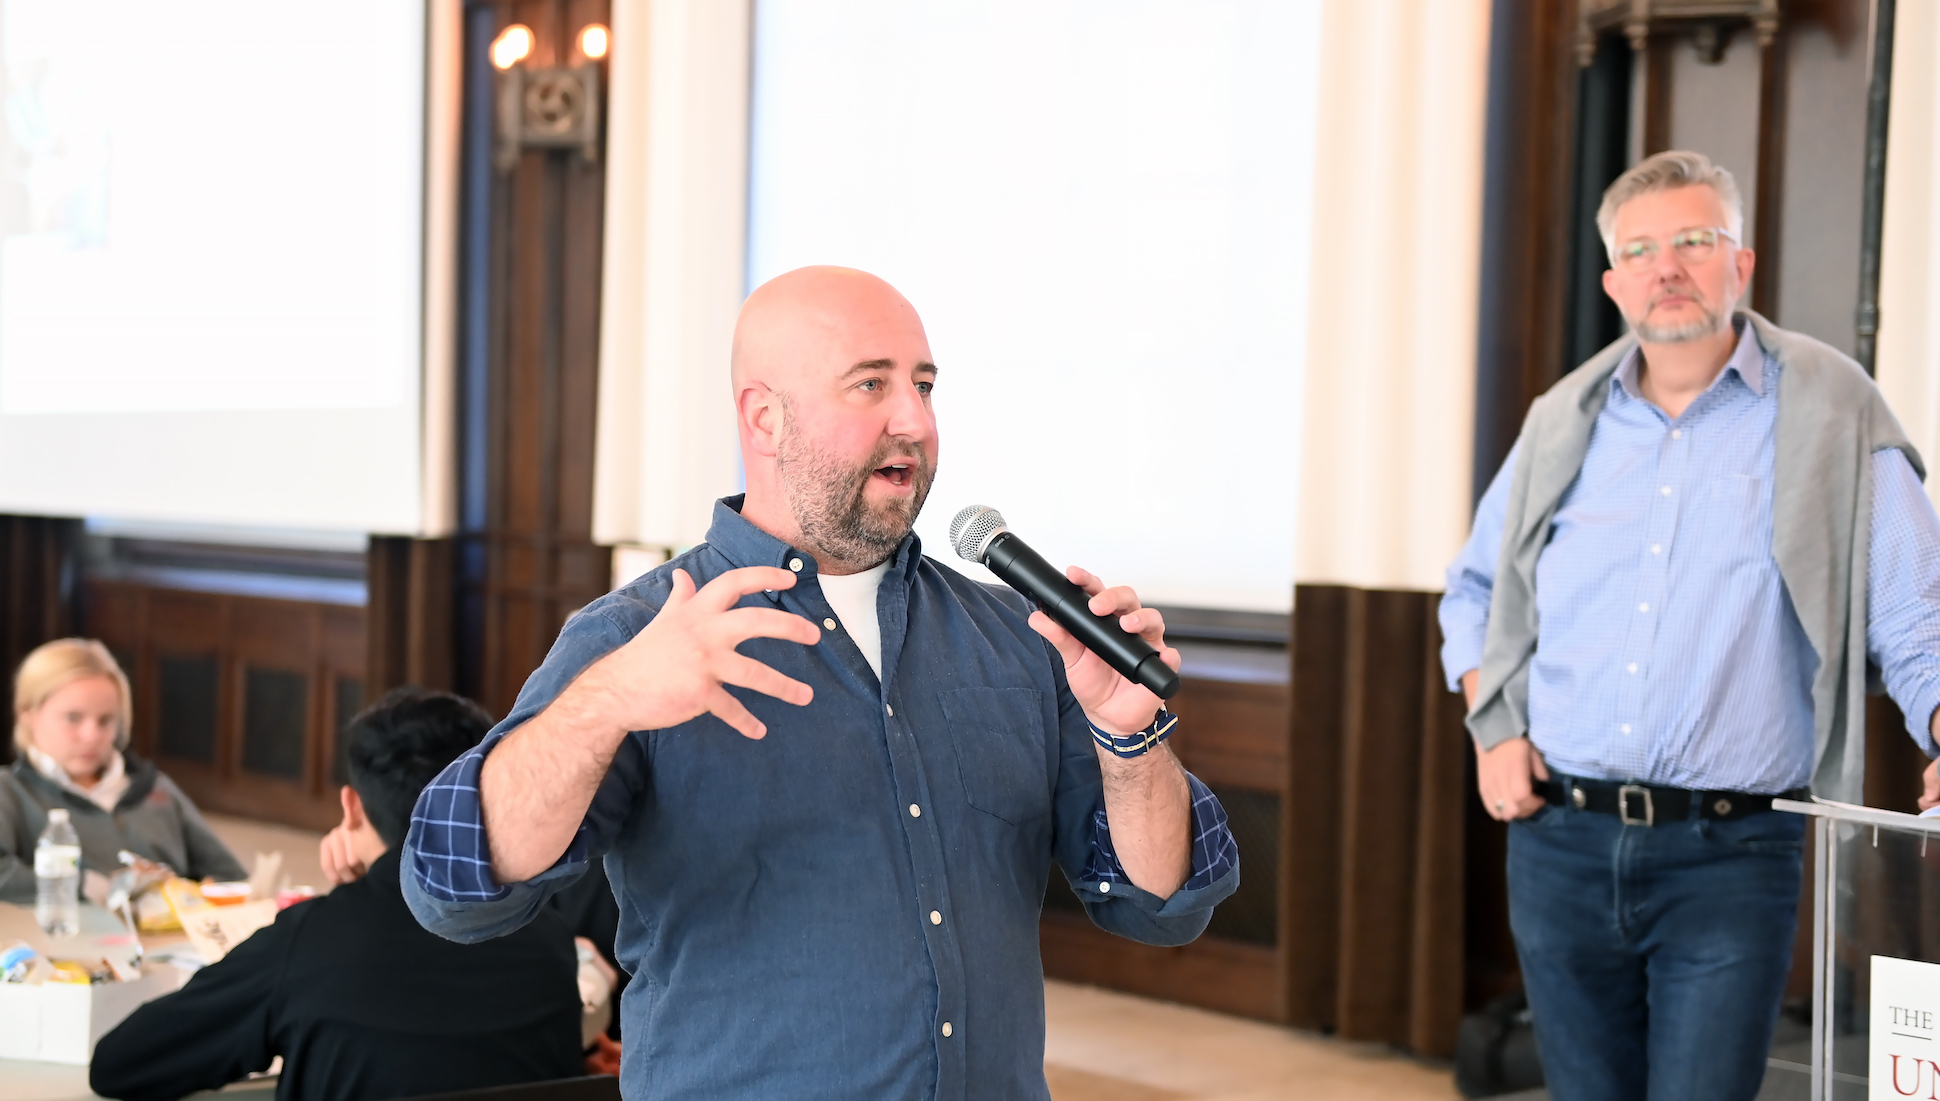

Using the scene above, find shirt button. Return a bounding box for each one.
[886,705,894,717]
[1627,662,1638,674]
[1638,602,1649,612]
[823,618,836,630]
[789,558,803,572]
[1651,544,1662,555]
[1661,486,1672,496]
[1671,429,1682,439]
[930,910,942,925]
[1621,723,1632,734]
[909,804,921,818]
[1098,882,1111,894]
[941,1022,953,1037]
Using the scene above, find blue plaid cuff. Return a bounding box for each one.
[1080,771,1235,893]
[405,740,590,903]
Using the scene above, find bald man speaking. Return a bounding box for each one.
[402,268,1238,1100]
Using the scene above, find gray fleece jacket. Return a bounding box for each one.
[0,753,246,903]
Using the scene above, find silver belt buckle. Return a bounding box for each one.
[1618,784,1654,827]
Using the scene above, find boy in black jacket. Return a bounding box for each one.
[91,689,584,1101]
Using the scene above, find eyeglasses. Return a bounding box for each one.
[1610,227,1737,271]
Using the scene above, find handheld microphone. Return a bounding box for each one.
[950,505,1180,700]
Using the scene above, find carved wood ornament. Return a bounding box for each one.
[1576,0,1783,66]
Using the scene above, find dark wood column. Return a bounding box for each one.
[367,537,457,697]
[1472,0,1583,503]
[0,515,81,763]
[453,0,613,717]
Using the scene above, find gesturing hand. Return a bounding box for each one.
[572,566,824,740]
[1027,565,1181,736]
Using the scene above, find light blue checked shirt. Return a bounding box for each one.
[1442,323,1940,793]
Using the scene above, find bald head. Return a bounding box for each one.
[730,267,941,574]
[731,266,930,393]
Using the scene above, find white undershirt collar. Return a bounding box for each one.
[817,560,890,680]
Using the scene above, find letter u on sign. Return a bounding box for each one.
[1874,956,1940,1099]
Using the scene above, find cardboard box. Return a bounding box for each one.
[0,963,187,1064]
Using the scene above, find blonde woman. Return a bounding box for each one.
[0,639,244,904]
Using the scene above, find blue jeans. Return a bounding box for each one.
[1506,802,1804,1101]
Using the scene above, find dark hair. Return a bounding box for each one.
[342,687,494,849]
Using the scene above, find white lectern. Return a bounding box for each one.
[1776,797,1940,1101]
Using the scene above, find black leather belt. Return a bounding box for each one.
[1537,775,1806,826]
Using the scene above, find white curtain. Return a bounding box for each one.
[419,0,462,537]
[1878,0,1940,503]
[592,0,751,550]
[1293,0,1491,592]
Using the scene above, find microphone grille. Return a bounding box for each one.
[949,505,1008,563]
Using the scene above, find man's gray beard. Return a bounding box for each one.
[775,417,934,572]
[1630,297,1731,344]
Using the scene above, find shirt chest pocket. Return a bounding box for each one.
[1692,473,1772,565]
[939,687,1048,826]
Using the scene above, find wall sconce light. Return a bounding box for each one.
[493,23,604,172]
[578,24,609,62]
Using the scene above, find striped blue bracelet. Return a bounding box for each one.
[1090,711,1177,759]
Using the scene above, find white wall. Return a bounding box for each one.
[745,0,1322,612]
[593,0,1493,604]
[1879,0,1940,498]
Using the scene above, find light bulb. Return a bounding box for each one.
[579,24,609,61]
[492,24,534,70]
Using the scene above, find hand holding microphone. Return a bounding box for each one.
[951,506,1182,734]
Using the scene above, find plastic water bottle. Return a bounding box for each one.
[35,809,81,937]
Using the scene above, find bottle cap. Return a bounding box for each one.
[46,809,69,823]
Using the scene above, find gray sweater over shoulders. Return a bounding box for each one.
[1468,311,1921,802]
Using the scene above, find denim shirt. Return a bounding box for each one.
[401,497,1239,1101]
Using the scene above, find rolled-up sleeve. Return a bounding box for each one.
[1047,659,1238,948]
[1440,442,1519,692]
[403,600,657,943]
[1867,448,1940,757]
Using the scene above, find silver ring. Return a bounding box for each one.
[1493,801,1506,812]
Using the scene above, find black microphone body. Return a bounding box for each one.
[980,530,1181,700]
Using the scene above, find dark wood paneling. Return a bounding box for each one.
[1039,662,1293,1024]
[1285,586,1346,1030]
[1409,614,1470,1054]
[84,579,362,832]
[0,515,81,763]
[1039,911,1281,1022]
[1335,590,1428,1041]
[1281,585,1476,1057]
[367,536,457,696]
[1166,678,1287,791]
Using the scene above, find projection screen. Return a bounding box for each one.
[747,0,1322,612]
[0,0,447,535]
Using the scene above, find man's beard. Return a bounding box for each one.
[775,410,935,572]
[1629,286,1734,344]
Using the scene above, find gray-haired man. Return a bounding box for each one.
[1442,150,1940,1099]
